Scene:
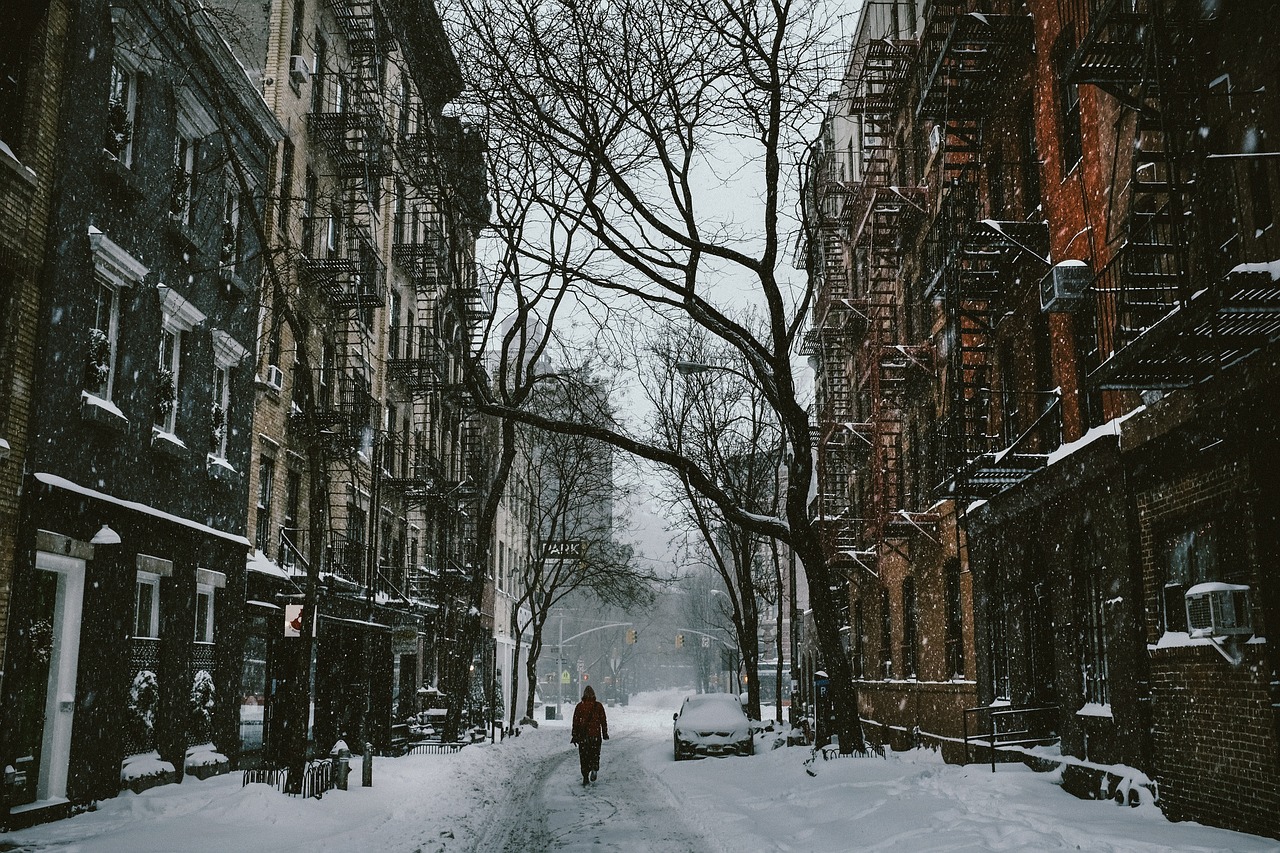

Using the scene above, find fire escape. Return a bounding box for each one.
[1067,0,1280,389]
[301,0,393,588]
[916,1,1044,501]
[812,4,921,581]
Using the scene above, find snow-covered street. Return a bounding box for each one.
[2,691,1276,853]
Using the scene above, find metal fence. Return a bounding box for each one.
[407,741,468,756]
[241,757,336,799]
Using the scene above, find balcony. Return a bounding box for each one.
[943,216,1050,313]
[326,534,366,587]
[387,326,446,391]
[1090,250,1280,390]
[310,370,375,445]
[1061,0,1149,93]
[381,437,446,502]
[917,6,1033,120]
[298,221,385,310]
[326,0,390,57]
[392,217,449,291]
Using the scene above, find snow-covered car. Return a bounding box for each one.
[673,693,755,760]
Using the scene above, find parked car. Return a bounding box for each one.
[673,693,755,760]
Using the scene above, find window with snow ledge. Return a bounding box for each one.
[208,329,247,469]
[151,284,206,447]
[84,229,146,411]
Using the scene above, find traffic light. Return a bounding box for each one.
[626,629,637,644]
[676,633,685,648]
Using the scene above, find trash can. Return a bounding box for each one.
[330,740,351,790]
[546,706,557,721]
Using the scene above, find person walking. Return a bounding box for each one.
[570,685,609,786]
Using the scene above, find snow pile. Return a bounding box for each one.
[183,744,228,771]
[120,751,176,784]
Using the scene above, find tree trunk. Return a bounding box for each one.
[784,408,864,754]
[507,606,523,730]
[524,623,545,721]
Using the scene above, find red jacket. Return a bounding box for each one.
[572,699,609,741]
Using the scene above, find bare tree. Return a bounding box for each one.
[508,373,657,726]
[449,0,864,750]
[645,326,781,722]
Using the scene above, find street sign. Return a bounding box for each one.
[701,636,710,648]
[561,670,571,684]
[284,604,304,637]
[577,658,585,674]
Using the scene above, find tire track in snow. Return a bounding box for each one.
[479,732,715,852]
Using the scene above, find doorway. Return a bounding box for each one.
[10,550,86,809]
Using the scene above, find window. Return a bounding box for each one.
[211,365,230,457]
[944,558,964,678]
[1072,530,1110,706]
[1161,516,1248,633]
[326,201,341,255]
[135,572,161,638]
[394,179,407,245]
[87,229,147,402]
[210,329,246,459]
[879,588,892,679]
[256,455,276,552]
[0,5,44,155]
[1020,100,1040,211]
[155,327,181,432]
[278,138,295,231]
[311,32,327,114]
[155,286,206,437]
[194,585,215,643]
[398,77,411,139]
[1080,570,1109,706]
[990,598,1010,701]
[221,179,242,271]
[289,0,306,58]
[1054,35,1082,175]
[173,134,199,225]
[90,280,121,399]
[282,468,301,567]
[106,61,137,165]
[852,599,865,679]
[987,147,1004,217]
[902,577,918,680]
[302,168,318,254]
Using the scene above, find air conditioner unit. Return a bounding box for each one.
[1185,582,1252,638]
[289,55,311,85]
[265,364,285,391]
[1041,259,1092,312]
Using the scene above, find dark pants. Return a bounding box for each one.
[578,737,602,777]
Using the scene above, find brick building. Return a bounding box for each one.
[0,1,70,705]
[0,0,282,826]
[813,0,1280,836]
[208,0,492,763]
